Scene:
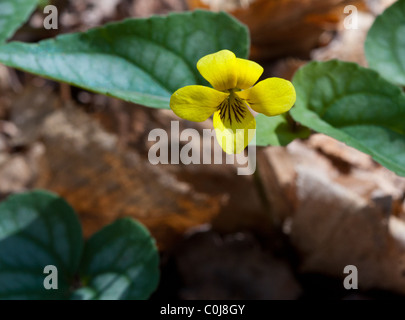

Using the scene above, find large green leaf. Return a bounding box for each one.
[0,10,249,109]
[291,60,405,177]
[254,114,310,147]
[0,191,160,300]
[0,0,38,43]
[72,218,159,300]
[0,190,83,299]
[365,0,405,86]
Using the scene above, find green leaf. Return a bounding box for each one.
[72,218,159,300]
[0,191,160,300]
[0,190,83,300]
[365,0,405,86]
[254,114,311,147]
[0,10,249,109]
[291,60,405,177]
[0,0,38,44]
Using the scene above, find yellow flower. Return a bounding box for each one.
[170,50,296,154]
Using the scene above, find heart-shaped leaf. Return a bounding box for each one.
[365,0,405,86]
[0,10,249,109]
[0,191,160,300]
[0,0,38,44]
[291,60,405,177]
[0,190,83,299]
[72,218,159,300]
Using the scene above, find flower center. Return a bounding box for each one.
[218,91,247,125]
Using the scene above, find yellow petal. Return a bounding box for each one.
[197,50,237,91]
[170,85,229,122]
[237,78,296,117]
[213,102,256,154]
[235,58,263,90]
